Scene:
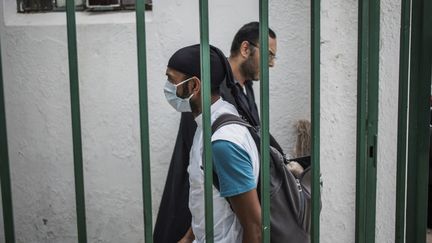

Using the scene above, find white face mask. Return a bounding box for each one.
[164,77,194,112]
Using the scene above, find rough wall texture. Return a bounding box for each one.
[2,25,78,243]
[0,0,313,242]
[269,0,311,156]
[376,0,401,242]
[320,0,401,242]
[320,0,358,242]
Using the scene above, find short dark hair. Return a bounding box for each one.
[230,21,276,56]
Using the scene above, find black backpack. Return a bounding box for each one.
[211,113,313,243]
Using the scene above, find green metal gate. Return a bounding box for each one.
[1,0,431,242]
[395,0,432,243]
[0,0,321,242]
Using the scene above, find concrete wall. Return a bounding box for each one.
[0,0,402,242]
[376,0,401,242]
[320,0,358,241]
[320,0,401,242]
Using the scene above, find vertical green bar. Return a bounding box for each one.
[355,0,369,241]
[135,1,153,242]
[395,0,411,241]
[365,2,379,242]
[310,0,320,241]
[355,0,379,242]
[65,0,87,242]
[405,0,432,241]
[0,33,16,243]
[199,0,213,242]
[259,1,270,243]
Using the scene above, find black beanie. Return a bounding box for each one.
[167,44,234,91]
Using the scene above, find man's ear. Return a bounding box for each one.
[191,77,201,93]
[239,41,251,58]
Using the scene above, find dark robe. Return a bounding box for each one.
[220,79,284,153]
[153,112,196,243]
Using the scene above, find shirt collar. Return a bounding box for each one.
[195,97,223,127]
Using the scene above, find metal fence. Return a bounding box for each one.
[1,0,431,242]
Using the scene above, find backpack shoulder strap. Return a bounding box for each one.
[211,113,252,135]
[210,113,253,194]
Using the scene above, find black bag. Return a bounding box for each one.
[211,113,312,243]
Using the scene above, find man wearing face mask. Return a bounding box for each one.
[164,44,261,243]
[153,22,278,243]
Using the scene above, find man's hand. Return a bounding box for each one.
[229,189,262,243]
[178,227,195,243]
[287,161,304,178]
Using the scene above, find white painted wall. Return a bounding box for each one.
[0,0,402,242]
[376,0,401,242]
[320,0,401,242]
[321,0,358,241]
